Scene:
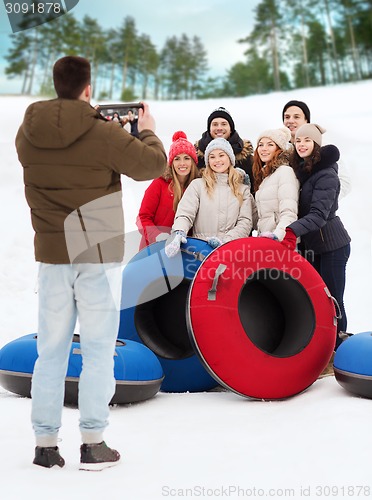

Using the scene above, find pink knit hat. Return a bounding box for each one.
[168,131,198,166]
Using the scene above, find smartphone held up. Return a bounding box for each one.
[96,103,143,120]
[95,102,144,137]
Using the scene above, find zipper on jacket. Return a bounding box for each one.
[319,228,325,242]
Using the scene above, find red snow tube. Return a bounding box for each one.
[187,237,337,399]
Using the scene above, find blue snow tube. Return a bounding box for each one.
[118,238,218,392]
[0,333,164,404]
[334,331,372,399]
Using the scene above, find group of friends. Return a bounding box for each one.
[137,102,351,348]
[14,55,351,470]
[111,109,139,137]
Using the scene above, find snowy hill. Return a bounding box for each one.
[0,82,372,499]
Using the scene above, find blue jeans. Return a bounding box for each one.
[31,263,121,447]
[311,244,351,348]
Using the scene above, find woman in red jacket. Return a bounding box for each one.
[137,131,199,249]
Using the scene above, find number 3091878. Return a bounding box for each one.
[5,2,62,14]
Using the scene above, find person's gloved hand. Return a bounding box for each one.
[259,231,278,240]
[164,231,187,258]
[235,167,251,187]
[207,236,223,249]
[281,227,297,251]
[155,232,170,242]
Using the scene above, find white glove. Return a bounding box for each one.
[165,231,187,258]
[207,236,223,248]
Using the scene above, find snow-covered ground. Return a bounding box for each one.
[1,81,372,499]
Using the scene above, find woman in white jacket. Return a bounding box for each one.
[165,137,254,257]
[253,127,299,241]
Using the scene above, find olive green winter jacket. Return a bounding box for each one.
[16,98,166,264]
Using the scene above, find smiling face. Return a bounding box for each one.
[172,153,193,182]
[209,118,231,139]
[295,136,315,158]
[283,106,307,142]
[207,149,231,173]
[257,137,279,163]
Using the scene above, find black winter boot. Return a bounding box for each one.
[33,446,65,468]
[79,441,121,471]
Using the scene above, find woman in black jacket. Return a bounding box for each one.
[282,123,351,348]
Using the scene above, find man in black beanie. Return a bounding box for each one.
[282,99,351,199]
[194,106,254,192]
[282,100,311,143]
[207,107,236,133]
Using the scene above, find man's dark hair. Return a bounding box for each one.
[53,56,91,99]
[282,100,311,123]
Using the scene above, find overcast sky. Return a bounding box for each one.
[0,0,259,93]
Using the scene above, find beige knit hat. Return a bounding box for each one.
[257,127,292,152]
[295,123,326,146]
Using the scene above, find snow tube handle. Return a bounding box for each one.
[181,247,205,262]
[324,286,342,321]
[208,264,227,301]
[331,296,342,320]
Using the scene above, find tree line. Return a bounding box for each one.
[4,0,372,99]
[223,0,372,97]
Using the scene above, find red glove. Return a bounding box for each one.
[281,228,297,251]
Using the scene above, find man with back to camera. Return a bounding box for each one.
[15,55,167,470]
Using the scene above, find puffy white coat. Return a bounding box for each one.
[172,173,253,241]
[255,164,299,241]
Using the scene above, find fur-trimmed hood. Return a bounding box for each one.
[295,144,340,186]
[267,150,292,171]
[197,130,253,159]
